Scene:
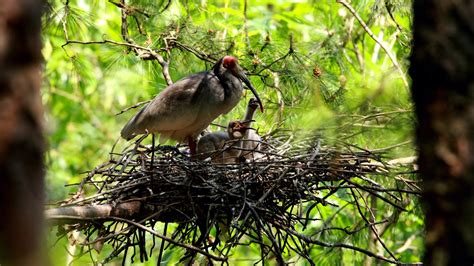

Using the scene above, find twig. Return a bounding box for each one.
[115,100,151,116]
[172,41,215,63]
[62,38,173,86]
[351,188,398,262]
[286,228,399,264]
[60,1,70,41]
[255,37,294,75]
[384,2,403,32]
[51,215,228,262]
[157,223,168,264]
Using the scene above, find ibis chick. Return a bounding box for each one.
[239,98,263,161]
[196,120,247,163]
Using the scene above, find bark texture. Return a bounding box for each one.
[0,0,45,264]
[410,1,474,265]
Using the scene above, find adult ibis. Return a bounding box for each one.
[120,56,264,155]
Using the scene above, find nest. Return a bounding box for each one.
[48,131,419,265]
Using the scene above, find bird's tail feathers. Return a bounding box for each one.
[120,120,137,140]
[121,106,148,140]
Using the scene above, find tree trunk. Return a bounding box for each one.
[411,1,474,265]
[0,0,45,265]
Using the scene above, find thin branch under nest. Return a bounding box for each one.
[47,131,420,265]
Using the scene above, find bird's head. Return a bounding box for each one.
[217,56,264,112]
[227,120,251,139]
[247,98,260,113]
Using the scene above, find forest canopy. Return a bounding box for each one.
[42,0,420,265]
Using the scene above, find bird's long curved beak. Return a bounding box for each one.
[237,71,264,112]
[241,126,256,131]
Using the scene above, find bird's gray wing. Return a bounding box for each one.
[121,74,205,138]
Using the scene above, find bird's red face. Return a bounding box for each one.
[223,56,238,70]
[222,55,264,113]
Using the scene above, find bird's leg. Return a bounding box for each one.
[151,133,155,190]
[188,136,197,157]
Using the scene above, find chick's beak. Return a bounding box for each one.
[236,68,264,112]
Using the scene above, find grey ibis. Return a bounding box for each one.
[120,56,264,155]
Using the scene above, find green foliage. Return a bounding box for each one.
[43,0,420,264]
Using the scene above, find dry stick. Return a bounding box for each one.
[365,194,377,266]
[62,39,163,55]
[46,201,143,223]
[346,173,407,211]
[118,0,173,86]
[115,100,151,116]
[351,188,398,262]
[314,219,390,236]
[60,1,70,40]
[50,215,227,262]
[384,2,403,33]
[74,204,179,247]
[288,234,314,265]
[150,134,155,191]
[317,185,420,195]
[108,0,151,18]
[120,0,130,41]
[101,1,174,116]
[62,38,173,86]
[157,223,168,265]
[63,1,173,87]
[247,203,284,264]
[286,228,398,264]
[336,0,408,88]
[172,41,215,63]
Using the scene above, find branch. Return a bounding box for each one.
[119,0,130,42]
[351,189,398,261]
[118,0,172,86]
[49,214,228,262]
[287,228,399,264]
[62,39,173,86]
[46,202,228,261]
[108,0,151,17]
[115,99,151,116]
[46,201,142,225]
[336,0,408,88]
[172,41,215,63]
